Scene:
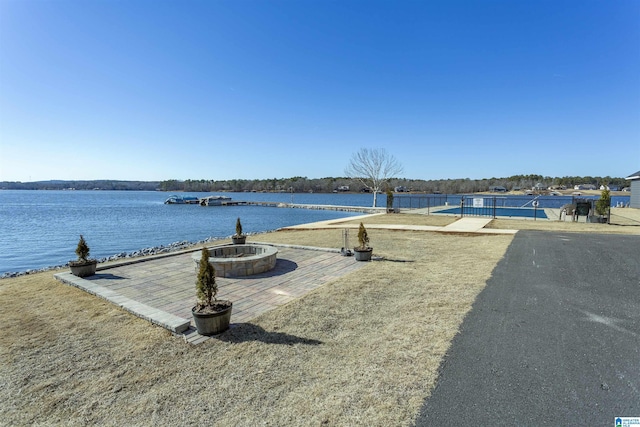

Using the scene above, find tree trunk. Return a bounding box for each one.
[372,191,378,207]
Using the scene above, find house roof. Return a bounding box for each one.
[626,170,640,180]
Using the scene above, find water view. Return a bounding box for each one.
[0,190,370,275]
[0,190,630,275]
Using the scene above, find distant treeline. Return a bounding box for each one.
[1,175,629,193]
[160,174,628,193]
[0,180,160,191]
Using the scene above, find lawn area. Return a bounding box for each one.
[0,224,511,426]
[2,210,638,425]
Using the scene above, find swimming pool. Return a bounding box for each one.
[436,206,548,219]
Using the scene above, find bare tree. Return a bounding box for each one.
[345,148,404,207]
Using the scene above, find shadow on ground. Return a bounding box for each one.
[378,257,415,263]
[234,258,298,279]
[88,273,128,280]
[217,323,323,346]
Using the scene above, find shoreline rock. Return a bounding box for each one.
[0,231,269,280]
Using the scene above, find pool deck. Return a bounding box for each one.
[55,244,367,345]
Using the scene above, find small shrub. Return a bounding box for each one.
[75,235,90,262]
[596,189,611,216]
[196,247,217,307]
[357,222,370,249]
[386,188,394,210]
[235,217,243,236]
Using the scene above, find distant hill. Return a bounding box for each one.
[156,175,630,194]
[1,174,629,194]
[0,180,160,191]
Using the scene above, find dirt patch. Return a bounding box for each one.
[0,227,512,426]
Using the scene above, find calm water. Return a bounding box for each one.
[0,190,630,275]
[0,190,373,274]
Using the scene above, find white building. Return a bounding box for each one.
[626,170,640,208]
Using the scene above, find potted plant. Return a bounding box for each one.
[594,189,611,223]
[192,247,233,335]
[232,217,246,244]
[69,235,98,277]
[386,188,395,213]
[353,222,373,261]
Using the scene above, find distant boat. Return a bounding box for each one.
[164,195,200,204]
[199,195,232,206]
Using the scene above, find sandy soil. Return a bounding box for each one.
[1,210,638,425]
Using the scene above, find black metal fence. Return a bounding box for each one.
[457,196,547,219]
[393,194,605,220]
[392,194,452,210]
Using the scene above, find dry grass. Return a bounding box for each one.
[332,213,457,227]
[3,209,638,425]
[488,207,640,234]
[0,227,512,426]
[313,210,640,235]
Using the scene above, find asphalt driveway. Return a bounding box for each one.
[415,231,640,426]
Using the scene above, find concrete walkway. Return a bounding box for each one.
[283,214,518,235]
[55,244,366,345]
[441,217,493,232]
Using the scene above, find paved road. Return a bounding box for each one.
[415,231,640,426]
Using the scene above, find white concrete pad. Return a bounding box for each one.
[442,218,494,232]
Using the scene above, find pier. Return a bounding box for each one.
[205,200,385,214]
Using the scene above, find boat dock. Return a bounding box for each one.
[215,200,385,214]
[165,194,385,213]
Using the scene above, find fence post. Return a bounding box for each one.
[460,197,464,217]
[493,196,496,219]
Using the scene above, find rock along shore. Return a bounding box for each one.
[0,232,268,280]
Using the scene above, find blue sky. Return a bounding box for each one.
[1,0,638,182]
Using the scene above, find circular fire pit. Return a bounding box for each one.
[192,244,278,277]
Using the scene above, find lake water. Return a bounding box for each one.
[0,190,374,275]
[0,190,630,275]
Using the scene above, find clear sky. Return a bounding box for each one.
[1,0,638,182]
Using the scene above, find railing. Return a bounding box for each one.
[391,194,639,225]
[394,194,615,210]
[458,196,545,219]
[393,194,605,220]
[392,194,451,211]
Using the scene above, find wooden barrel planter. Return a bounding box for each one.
[192,302,233,335]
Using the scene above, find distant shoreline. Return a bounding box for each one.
[0,187,631,198]
[1,174,632,195]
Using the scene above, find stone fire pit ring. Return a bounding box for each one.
[192,244,278,277]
